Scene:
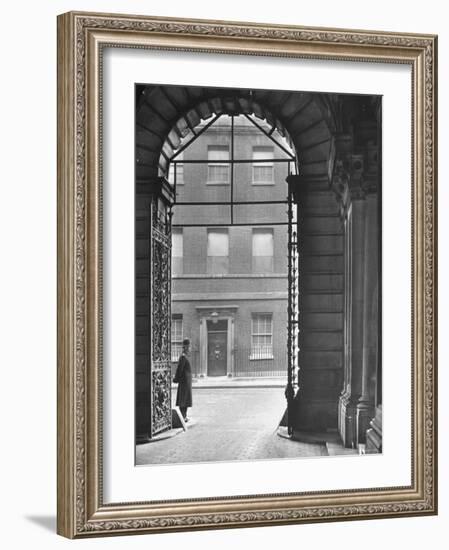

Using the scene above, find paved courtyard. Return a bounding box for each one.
[136,386,326,465]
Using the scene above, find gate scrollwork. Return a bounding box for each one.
[150,187,174,437]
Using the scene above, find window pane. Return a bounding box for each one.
[253,146,274,161]
[171,315,183,361]
[172,230,183,275]
[252,147,273,183]
[208,146,229,183]
[171,343,183,362]
[253,165,273,183]
[253,335,271,346]
[207,230,229,256]
[172,230,183,257]
[207,230,229,274]
[208,165,229,183]
[171,316,183,339]
[252,230,274,273]
[252,314,272,336]
[208,146,229,162]
[251,314,273,356]
[252,230,273,256]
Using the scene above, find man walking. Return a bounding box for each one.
[173,338,193,422]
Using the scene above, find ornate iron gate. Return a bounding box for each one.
[149,183,174,437]
[286,176,299,435]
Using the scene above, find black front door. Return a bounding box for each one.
[207,320,227,376]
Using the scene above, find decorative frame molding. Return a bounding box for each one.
[57,11,437,538]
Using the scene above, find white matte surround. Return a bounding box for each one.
[102,47,412,504]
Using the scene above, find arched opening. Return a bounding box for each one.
[167,113,298,439]
[135,84,382,462]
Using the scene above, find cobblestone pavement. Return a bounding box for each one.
[136,387,326,465]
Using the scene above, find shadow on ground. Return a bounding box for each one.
[24,515,56,533]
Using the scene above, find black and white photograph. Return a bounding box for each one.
[135,84,382,466]
[1,0,442,544]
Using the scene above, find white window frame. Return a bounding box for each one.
[207,145,230,185]
[251,228,274,273]
[250,313,274,360]
[252,146,274,185]
[171,314,183,362]
[172,228,183,275]
[206,229,229,274]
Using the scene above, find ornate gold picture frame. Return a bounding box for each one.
[57,11,437,538]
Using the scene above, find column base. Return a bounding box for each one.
[338,394,358,448]
[356,400,374,444]
[366,405,382,453]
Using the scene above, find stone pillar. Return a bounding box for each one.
[287,173,345,433]
[338,187,366,448]
[356,191,378,443]
[332,105,381,449]
[366,264,382,453]
[335,155,371,448]
[362,134,382,453]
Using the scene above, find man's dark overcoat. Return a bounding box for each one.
[174,353,192,407]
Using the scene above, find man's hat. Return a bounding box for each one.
[182,338,190,346]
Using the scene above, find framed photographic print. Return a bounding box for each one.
[57,11,438,538]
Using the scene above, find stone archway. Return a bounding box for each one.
[136,86,336,183]
[135,84,381,450]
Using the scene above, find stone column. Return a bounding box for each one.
[336,155,369,448]
[338,188,366,448]
[338,211,351,443]
[366,239,382,453]
[356,190,378,443]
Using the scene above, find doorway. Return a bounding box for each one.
[207,320,228,376]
